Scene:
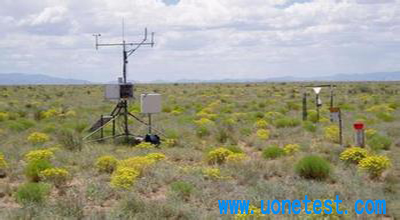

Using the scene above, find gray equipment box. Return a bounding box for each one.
[105,83,134,100]
[141,94,161,113]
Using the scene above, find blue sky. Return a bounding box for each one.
[162,0,180,6]
[0,0,399,82]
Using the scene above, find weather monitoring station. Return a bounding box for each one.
[84,23,162,145]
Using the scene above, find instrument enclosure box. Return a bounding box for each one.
[105,83,134,100]
[141,93,161,113]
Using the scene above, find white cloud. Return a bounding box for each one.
[0,0,399,81]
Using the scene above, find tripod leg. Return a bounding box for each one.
[123,100,129,142]
[100,115,104,141]
[148,113,152,134]
[110,103,120,116]
[112,117,116,136]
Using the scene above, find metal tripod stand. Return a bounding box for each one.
[83,99,154,143]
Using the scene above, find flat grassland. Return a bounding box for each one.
[0,83,399,219]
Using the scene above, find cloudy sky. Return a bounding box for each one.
[0,0,399,82]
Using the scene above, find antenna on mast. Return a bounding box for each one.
[122,18,125,42]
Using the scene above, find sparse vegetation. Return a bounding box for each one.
[0,83,399,218]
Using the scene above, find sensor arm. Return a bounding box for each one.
[94,28,154,56]
[127,29,154,57]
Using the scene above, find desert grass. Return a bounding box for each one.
[0,83,399,219]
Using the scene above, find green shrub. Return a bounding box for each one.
[170,181,194,199]
[6,119,35,132]
[286,101,301,110]
[57,129,82,151]
[215,127,229,143]
[307,110,318,123]
[25,159,54,182]
[295,155,331,180]
[303,121,317,132]
[226,145,243,154]
[376,112,395,122]
[196,126,210,138]
[262,146,285,159]
[15,182,50,205]
[368,134,392,151]
[274,117,300,128]
[0,112,9,121]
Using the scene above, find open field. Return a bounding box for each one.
[0,82,399,219]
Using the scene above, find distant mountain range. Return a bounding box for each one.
[265,71,400,82]
[0,71,399,85]
[156,71,400,83]
[0,73,91,85]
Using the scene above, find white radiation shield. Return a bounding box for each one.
[313,87,322,94]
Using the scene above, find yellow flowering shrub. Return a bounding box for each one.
[359,95,372,102]
[226,153,248,164]
[108,153,165,189]
[208,100,221,109]
[196,110,218,120]
[320,117,329,123]
[65,110,76,117]
[27,132,50,144]
[25,149,54,162]
[118,156,156,172]
[145,153,166,161]
[0,112,9,121]
[95,155,118,173]
[40,168,69,187]
[202,168,224,179]
[365,128,377,138]
[41,108,62,119]
[283,144,300,155]
[265,111,284,122]
[358,155,391,178]
[256,129,270,140]
[254,119,268,128]
[232,112,247,121]
[340,147,368,164]
[207,148,234,165]
[135,142,154,149]
[224,118,236,125]
[0,153,8,169]
[323,125,339,143]
[163,139,178,148]
[195,118,215,126]
[179,165,200,173]
[110,167,139,189]
[235,205,265,219]
[366,104,394,113]
[171,110,182,115]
